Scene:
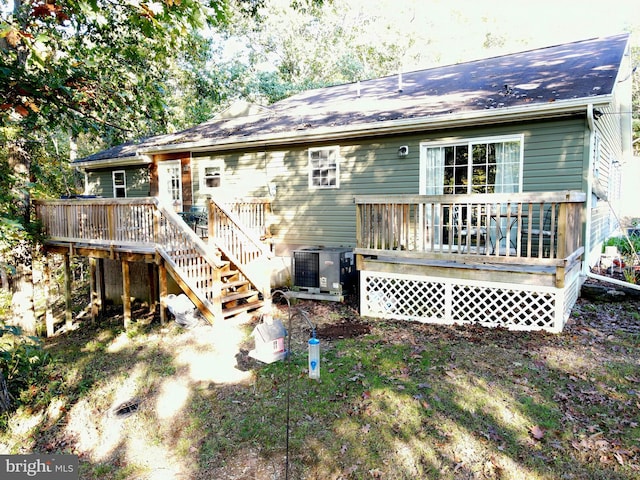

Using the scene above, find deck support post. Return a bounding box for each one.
[122,259,132,330]
[63,254,73,330]
[148,263,157,315]
[89,257,99,323]
[97,258,106,316]
[158,260,167,325]
[43,257,54,337]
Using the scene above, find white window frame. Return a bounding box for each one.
[199,159,224,194]
[112,170,127,198]
[308,146,340,189]
[419,134,524,195]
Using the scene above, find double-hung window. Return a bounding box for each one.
[309,146,340,189]
[199,159,224,194]
[112,170,127,198]
[421,135,523,195]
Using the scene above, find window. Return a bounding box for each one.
[309,146,340,189]
[421,135,523,195]
[112,171,127,198]
[199,159,224,193]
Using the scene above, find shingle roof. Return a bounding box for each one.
[78,34,629,163]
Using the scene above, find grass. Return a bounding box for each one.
[0,296,638,479]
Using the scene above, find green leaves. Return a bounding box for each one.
[0,0,233,137]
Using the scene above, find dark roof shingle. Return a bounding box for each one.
[78,34,629,163]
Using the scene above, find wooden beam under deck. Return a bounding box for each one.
[356,254,574,288]
[43,242,156,263]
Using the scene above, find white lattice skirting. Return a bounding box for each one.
[361,267,581,333]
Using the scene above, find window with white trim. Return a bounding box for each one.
[309,146,340,189]
[112,170,127,198]
[199,159,224,193]
[421,135,523,195]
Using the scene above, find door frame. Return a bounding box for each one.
[157,159,183,210]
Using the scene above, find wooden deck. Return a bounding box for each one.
[354,191,586,332]
[33,197,273,331]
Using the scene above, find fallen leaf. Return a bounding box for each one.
[361,424,370,434]
[368,468,382,478]
[530,425,545,440]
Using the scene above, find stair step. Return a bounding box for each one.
[221,268,239,279]
[222,300,265,319]
[221,279,249,291]
[222,289,261,304]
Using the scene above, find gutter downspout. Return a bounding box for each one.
[584,104,595,279]
[586,271,640,291]
[583,105,640,291]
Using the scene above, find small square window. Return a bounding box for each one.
[204,166,221,188]
[309,147,339,189]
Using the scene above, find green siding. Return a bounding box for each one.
[86,166,150,198]
[249,118,589,249]
[589,100,625,252]
[84,118,592,251]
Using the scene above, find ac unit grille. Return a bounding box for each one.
[293,251,320,288]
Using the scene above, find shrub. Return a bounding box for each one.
[0,324,51,413]
[604,235,640,260]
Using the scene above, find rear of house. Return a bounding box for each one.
[39,34,633,332]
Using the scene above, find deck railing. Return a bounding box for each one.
[226,198,272,240]
[208,198,273,296]
[34,197,272,318]
[355,191,586,266]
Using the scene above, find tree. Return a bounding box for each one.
[0,1,329,333]
[0,0,233,333]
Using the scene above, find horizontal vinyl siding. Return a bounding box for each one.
[191,152,270,204]
[522,118,587,192]
[191,117,589,249]
[590,100,624,249]
[86,166,150,198]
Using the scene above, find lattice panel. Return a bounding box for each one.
[363,275,447,322]
[362,271,570,332]
[452,285,556,330]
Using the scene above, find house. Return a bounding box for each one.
[34,34,633,333]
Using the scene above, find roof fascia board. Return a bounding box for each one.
[74,155,152,169]
[142,96,612,155]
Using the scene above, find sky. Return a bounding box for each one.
[363,0,640,70]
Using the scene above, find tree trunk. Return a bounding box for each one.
[0,370,11,413]
[7,139,37,335]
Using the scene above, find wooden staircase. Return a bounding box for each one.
[34,197,271,325]
[156,199,271,323]
[218,259,265,319]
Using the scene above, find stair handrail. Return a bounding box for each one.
[153,199,226,322]
[154,199,226,269]
[209,198,273,259]
[208,198,272,296]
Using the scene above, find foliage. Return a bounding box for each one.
[225,0,434,103]
[604,234,640,259]
[0,0,235,286]
[0,0,232,137]
[0,323,51,413]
